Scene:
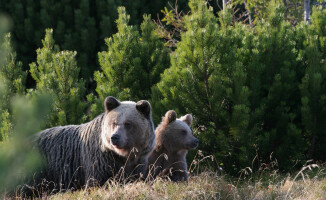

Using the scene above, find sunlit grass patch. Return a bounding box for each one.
[47,168,325,199]
[2,166,323,200]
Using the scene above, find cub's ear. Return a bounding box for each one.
[136,100,151,118]
[180,114,193,126]
[163,110,177,125]
[104,96,121,112]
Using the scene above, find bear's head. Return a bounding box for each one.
[101,96,155,157]
[156,110,199,153]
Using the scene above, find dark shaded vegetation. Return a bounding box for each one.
[1,0,326,184]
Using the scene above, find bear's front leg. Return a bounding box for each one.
[126,156,148,181]
[169,170,189,182]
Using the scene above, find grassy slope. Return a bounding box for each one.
[49,170,326,200]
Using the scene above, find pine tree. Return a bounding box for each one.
[0,21,50,191]
[29,29,88,127]
[0,0,188,90]
[153,0,253,171]
[241,2,305,170]
[154,0,311,172]
[299,7,326,161]
[0,33,26,141]
[93,7,170,116]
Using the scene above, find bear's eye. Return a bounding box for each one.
[124,122,132,129]
[181,130,187,135]
[112,122,118,128]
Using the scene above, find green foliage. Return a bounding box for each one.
[29,29,88,127]
[244,2,305,170]
[154,0,252,171]
[232,0,304,25]
[1,34,26,103]
[0,17,10,142]
[0,0,326,177]
[0,16,49,194]
[94,7,170,117]
[0,111,11,142]
[0,15,10,65]
[154,0,326,173]
[0,94,52,194]
[0,33,26,141]
[0,0,189,89]
[299,7,326,160]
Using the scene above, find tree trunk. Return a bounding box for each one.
[244,1,252,26]
[304,0,311,24]
[223,0,227,13]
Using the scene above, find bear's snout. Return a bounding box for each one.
[190,138,199,149]
[111,134,121,146]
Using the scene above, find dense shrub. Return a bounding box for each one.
[153,0,326,173]
[0,34,26,141]
[91,7,170,117]
[1,0,326,174]
[29,29,88,127]
[0,0,190,90]
[299,7,326,162]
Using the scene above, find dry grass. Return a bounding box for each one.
[5,151,326,199]
[45,169,326,200]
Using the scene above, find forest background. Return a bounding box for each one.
[0,0,326,181]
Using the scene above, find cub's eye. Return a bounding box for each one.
[181,130,187,135]
[124,122,132,129]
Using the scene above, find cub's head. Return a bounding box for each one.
[101,96,155,157]
[155,110,199,153]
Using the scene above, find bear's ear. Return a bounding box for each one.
[180,114,193,126]
[136,100,151,118]
[163,110,177,125]
[104,96,121,112]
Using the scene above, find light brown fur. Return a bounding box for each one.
[101,101,155,157]
[23,97,155,196]
[148,110,198,181]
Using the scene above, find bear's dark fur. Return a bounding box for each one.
[24,97,155,195]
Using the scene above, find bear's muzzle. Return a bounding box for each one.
[111,134,120,146]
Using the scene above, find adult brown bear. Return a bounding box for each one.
[25,96,155,195]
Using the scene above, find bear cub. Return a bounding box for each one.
[148,110,199,181]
